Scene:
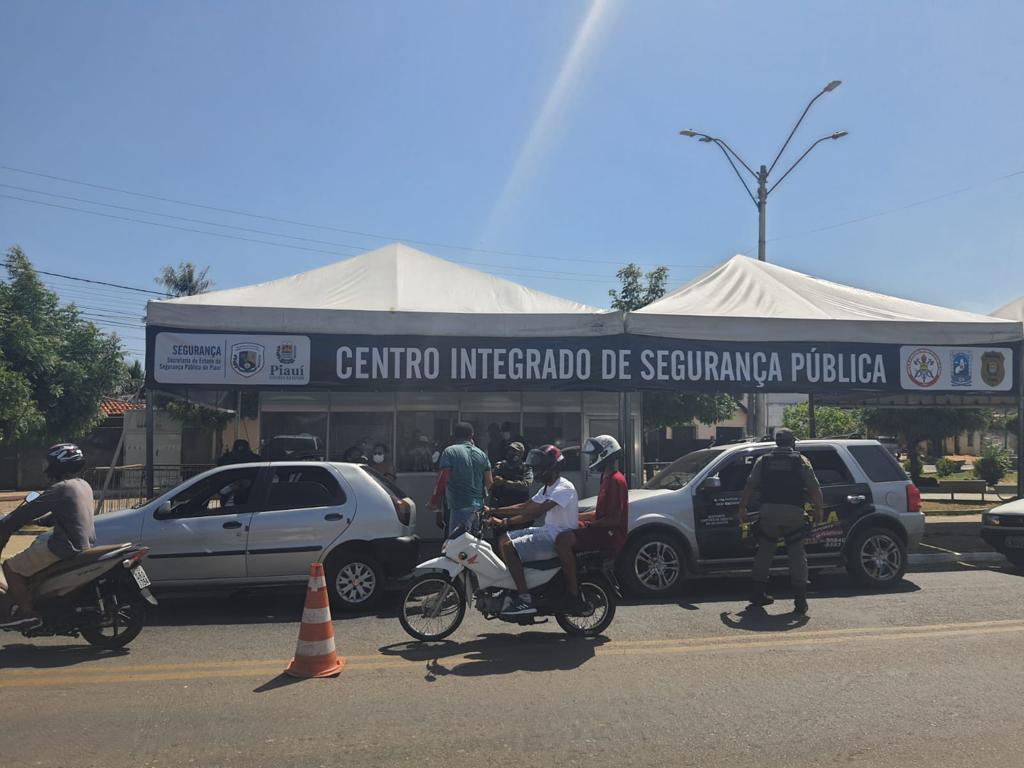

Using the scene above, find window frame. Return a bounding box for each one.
[259,465,348,512]
[156,466,264,520]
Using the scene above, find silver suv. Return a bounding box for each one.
[586,439,923,597]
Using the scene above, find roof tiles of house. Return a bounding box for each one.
[100,398,145,417]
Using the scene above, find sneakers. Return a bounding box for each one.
[748,590,775,607]
[500,595,537,617]
[793,596,809,615]
[0,614,42,630]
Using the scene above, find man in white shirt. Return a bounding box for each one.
[487,444,579,616]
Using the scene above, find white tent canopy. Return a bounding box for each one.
[146,243,623,337]
[629,255,1023,344]
[992,296,1024,324]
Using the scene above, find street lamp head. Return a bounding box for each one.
[830,130,848,140]
[823,80,842,92]
[679,129,700,138]
[698,136,714,143]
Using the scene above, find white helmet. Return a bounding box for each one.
[582,434,622,472]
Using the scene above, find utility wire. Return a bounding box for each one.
[0,165,712,271]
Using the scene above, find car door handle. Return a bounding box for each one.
[324,513,344,521]
[846,494,866,504]
[223,521,243,529]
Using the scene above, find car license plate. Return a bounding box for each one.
[132,566,152,588]
[1004,536,1024,549]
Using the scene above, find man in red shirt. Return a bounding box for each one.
[555,435,628,613]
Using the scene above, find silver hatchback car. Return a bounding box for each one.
[93,462,417,610]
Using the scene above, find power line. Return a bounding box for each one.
[0,165,712,270]
[4,261,171,296]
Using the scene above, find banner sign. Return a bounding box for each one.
[147,328,1016,395]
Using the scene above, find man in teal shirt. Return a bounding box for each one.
[428,422,492,537]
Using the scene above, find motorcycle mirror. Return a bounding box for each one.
[23,491,40,504]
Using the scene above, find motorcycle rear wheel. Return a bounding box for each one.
[80,585,147,650]
[556,577,616,637]
[399,575,466,642]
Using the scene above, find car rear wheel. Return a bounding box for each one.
[845,526,907,587]
[326,551,384,612]
[618,531,685,597]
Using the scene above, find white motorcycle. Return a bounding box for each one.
[398,512,617,641]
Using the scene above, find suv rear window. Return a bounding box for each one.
[800,447,854,486]
[847,444,908,483]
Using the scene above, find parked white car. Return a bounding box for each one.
[581,439,924,597]
[93,462,417,610]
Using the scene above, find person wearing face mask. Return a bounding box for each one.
[369,442,396,482]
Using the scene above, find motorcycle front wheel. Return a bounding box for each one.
[556,577,616,637]
[399,574,466,642]
[81,583,147,650]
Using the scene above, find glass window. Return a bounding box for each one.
[260,412,327,460]
[265,466,345,510]
[396,411,457,472]
[848,445,908,483]
[801,448,854,486]
[523,412,581,469]
[329,411,393,463]
[717,451,766,492]
[162,467,260,518]
[643,448,724,491]
[461,412,521,465]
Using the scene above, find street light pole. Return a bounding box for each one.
[679,81,846,434]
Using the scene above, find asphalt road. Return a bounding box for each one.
[2,564,1023,768]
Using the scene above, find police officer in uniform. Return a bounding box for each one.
[737,428,824,615]
[489,442,533,509]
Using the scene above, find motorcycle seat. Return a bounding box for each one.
[31,544,134,582]
[522,557,562,570]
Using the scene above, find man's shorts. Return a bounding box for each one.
[507,527,558,562]
[4,535,61,578]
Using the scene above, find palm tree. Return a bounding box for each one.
[156,262,212,297]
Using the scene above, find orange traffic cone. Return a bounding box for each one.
[285,563,345,678]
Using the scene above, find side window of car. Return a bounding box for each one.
[717,452,763,493]
[264,466,346,511]
[800,448,854,486]
[164,467,261,518]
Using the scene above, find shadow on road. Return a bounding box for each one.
[719,606,810,632]
[253,672,308,693]
[0,643,128,669]
[379,632,608,680]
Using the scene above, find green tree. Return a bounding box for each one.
[608,263,736,433]
[0,246,128,442]
[782,403,862,440]
[861,408,987,484]
[157,262,212,297]
[608,263,668,312]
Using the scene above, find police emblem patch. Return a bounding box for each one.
[981,351,1006,387]
[230,342,265,377]
[950,351,972,387]
[276,342,296,365]
[906,348,941,388]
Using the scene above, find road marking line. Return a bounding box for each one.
[4,618,1024,688]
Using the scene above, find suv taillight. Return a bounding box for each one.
[392,496,411,526]
[907,484,922,513]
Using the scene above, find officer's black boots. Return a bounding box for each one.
[793,595,809,615]
[749,587,775,607]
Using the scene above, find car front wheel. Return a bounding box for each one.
[618,531,685,597]
[845,526,907,587]
[326,551,384,611]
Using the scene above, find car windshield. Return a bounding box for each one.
[643,448,724,491]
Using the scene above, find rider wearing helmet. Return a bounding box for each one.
[0,443,96,626]
[487,444,579,617]
[556,435,629,612]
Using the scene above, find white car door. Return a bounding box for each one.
[141,466,262,583]
[245,464,354,579]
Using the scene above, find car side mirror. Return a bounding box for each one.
[154,500,173,519]
[700,476,722,492]
[23,491,40,504]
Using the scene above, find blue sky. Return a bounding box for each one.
[2,1,1023,357]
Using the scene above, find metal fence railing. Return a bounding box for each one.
[84,464,215,514]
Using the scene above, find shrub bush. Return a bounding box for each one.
[935,457,961,477]
[973,444,1011,486]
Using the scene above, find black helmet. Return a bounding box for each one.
[46,443,85,477]
[525,444,563,474]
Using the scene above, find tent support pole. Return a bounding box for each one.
[1017,344,1023,499]
[808,393,817,438]
[145,390,155,499]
